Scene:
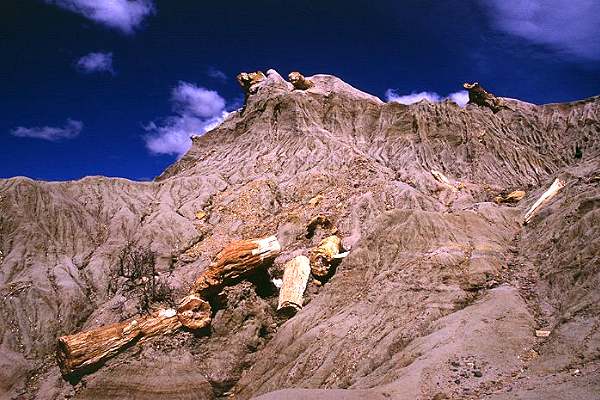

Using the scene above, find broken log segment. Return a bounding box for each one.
[288,71,314,90]
[176,294,211,331]
[192,235,281,297]
[57,308,181,377]
[463,82,504,112]
[524,178,566,225]
[237,71,266,95]
[277,256,311,314]
[494,190,526,204]
[431,169,457,191]
[309,235,342,280]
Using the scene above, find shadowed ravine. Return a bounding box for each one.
[1,70,599,399]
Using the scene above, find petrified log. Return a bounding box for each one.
[431,169,457,191]
[524,178,566,224]
[463,82,504,112]
[237,71,266,95]
[288,71,314,90]
[57,308,181,376]
[309,235,342,280]
[177,294,211,330]
[495,190,526,204]
[277,256,311,314]
[192,235,281,297]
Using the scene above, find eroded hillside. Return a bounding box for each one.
[1,70,599,399]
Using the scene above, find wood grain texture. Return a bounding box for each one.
[277,256,310,314]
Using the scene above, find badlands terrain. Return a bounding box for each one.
[1,70,599,399]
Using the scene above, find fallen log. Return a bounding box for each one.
[56,235,280,378]
[192,235,281,297]
[277,256,311,314]
[57,308,181,377]
[177,294,212,330]
[309,235,342,280]
[524,178,566,225]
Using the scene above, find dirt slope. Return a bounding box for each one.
[0,70,598,399]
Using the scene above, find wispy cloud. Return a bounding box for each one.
[483,0,600,60]
[385,89,469,107]
[45,0,155,33]
[207,67,227,81]
[144,82,228,157]
[10,119,83,141]
[76,52,114,74]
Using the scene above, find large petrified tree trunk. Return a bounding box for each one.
[57,308,181,376]
[56,235,280,377]
[192,235,281,297]
[277,256,311,314]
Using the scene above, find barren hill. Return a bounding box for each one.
[1,70,599,399]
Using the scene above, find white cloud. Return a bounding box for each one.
[144,82,227,157]
[170,82,225,118]
[386,89,469,107]
[385,90,441,105]
[76,52,114,74]
[45,0,155,33]
[207,67,227,81]
[10,119,83,141]
[447,91,469,107]
[484,0,600,60]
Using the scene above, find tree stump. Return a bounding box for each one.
[192,235,281,297]
[56,308,181,377]
[277,256,311,314]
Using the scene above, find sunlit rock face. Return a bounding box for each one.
[1,70,599,399]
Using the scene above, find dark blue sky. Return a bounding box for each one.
[2,0,599,181]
